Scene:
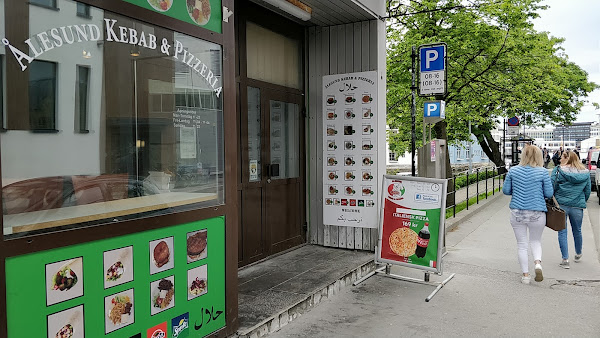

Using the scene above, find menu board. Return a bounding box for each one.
[376,175,447,274]
[5,217,225,338]
[322,71,378,228]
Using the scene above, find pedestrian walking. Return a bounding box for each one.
[552,147,563,166]
[502,145,554,284]
[543,147,550,168]
[551,151,591,269]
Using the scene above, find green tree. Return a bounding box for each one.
[386,0,598,172]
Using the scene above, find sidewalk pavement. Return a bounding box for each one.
[270,194,600,337]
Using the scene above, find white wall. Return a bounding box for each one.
[1,2,104,184]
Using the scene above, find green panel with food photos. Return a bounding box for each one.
[122,0,222,34]
[5,217,225,338]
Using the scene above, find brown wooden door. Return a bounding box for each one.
[239,86,305,266]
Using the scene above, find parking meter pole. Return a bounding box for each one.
[411,46,417,177]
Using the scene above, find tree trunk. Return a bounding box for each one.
[472,125,508,174]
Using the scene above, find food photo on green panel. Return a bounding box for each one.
[5,217,225,338]
[123,0,223,34]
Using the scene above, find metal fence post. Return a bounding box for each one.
[476,168,479,204]
[485,167,488,199]
[466,171,469,210]
[453,174,456,217]
[492,167,495,195]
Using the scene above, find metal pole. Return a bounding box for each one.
[476,168,479,204]
[503,119,506,166]
[411,46,417,177]
[468,120,472,174]
[453,174,456,217]
[485,168,488,199]
[466,171,469,210]
[425,273,456,302]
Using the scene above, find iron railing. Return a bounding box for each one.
[446,166,507,218]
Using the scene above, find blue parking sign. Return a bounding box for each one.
[420,45,445,72]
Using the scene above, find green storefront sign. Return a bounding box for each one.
[5,217,225,338]
[123,0,222,34]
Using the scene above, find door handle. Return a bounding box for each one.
[265,164,280,178]
[267,178,272,183]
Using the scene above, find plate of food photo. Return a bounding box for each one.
[187,265,208,300]
[104,289,134,334]
[147,0,172,12]
[47,305,84,338]
[103,246,133,289]
[46,257,84,306]
[149,237,174,275]
[151,276,175,315]
[187,230,208,263]
[187,0,211,25]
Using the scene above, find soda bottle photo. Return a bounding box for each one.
[415,222,430,258]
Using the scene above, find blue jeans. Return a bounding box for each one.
[558,205,583,260]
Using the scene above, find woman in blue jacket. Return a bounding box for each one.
[503,145,554,284]
[551,151,591,269]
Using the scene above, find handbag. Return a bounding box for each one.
[545,196,566,231]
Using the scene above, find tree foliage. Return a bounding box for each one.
[386,0,599,168]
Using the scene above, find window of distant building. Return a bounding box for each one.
[29,60,57,131]
[76,3,91,17]
[30,0,57,9]
[389,152,397,162]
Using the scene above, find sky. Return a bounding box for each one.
[533,0,600,124]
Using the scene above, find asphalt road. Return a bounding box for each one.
[270,195,600,338]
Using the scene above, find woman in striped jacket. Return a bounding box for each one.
[503,145,554,284]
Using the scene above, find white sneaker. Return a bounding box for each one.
[534,263,543,282]
[521,276,531,284]
[574,254,582,263]
[559,259,570,269]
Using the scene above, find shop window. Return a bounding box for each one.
[30,0,57,9]
[75,66,90,133]
[0,55,4,131]
[29,60,57,131]
[76,3,91,17]
[1,4,224,239]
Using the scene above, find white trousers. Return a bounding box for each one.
[510,210,545,273]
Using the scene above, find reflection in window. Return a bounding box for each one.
[29,60,57,131]
[30,0,57,8]
[1,5,224,239]
[75,66,90,132]
[0,55,3,130]
[76,3,91,17]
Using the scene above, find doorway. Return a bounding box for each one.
[239,85,305,265]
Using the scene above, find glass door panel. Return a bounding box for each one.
[247,87,261,182]
[269,100,299,180]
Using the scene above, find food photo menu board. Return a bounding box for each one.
[322,71,379,228]
[5,217,225,338]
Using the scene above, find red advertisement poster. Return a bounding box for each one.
[378,176,446,273]
[147,322,167,338]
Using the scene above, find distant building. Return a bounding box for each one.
[553,122,593,143]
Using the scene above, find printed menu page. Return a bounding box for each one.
[322,71,378,228]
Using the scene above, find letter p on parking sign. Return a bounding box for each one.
[419,43,447,96]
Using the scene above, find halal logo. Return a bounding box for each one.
[388,182,405,200]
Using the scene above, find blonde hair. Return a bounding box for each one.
[519,145,543,167]
[563,151,586,170]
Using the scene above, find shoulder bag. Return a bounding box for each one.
[546,168,566,231]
